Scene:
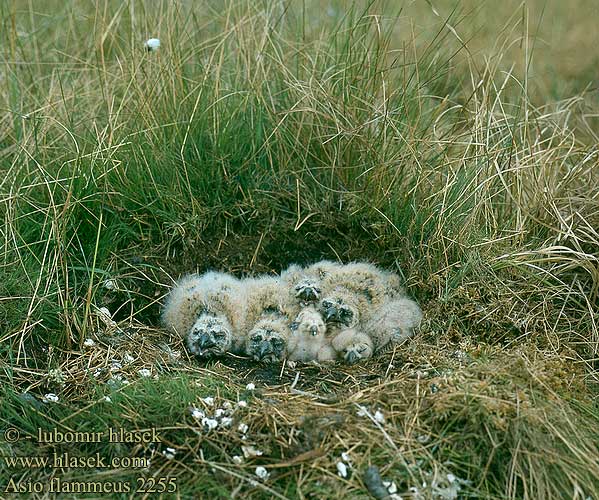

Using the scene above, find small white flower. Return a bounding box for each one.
[162,447,176,460]
[202,396,214,406]
[83,338,96,347]
[374,410,385,424]
[336,461,348,478]
[138,368,151,378]
[214,408,226,418]
[103,396,112,403]
[222,401,233,410]
[237,400,247,408]
[245,383,256,391]
[241,445,263,458]
[43,393,59,403]
[145,38,161,52]
[202,418,219,431]
[255,466,270,480]
[237,423,249,434]
[232,455,243,464]
[220,417,233,427]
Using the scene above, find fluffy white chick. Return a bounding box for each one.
[331,295,423,364]
[318,262,403,327]
[241,275,293,363]
[365,296,423,346]
[280,260,343,303]
[329,326,374,364]
[162,271,245,358]
[287,306,336,362]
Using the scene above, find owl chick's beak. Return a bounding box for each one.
[346,350,359,364]
[198,333,216,350]
[258,341,273,359]
[324,307,338,322]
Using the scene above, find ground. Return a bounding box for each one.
[1,1,598,499]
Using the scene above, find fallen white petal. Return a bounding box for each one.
[145,38,160,51]
[190,407,205,419]
[255,466,270,479]
[242,445,263,458]
[43,393,59,403]
[220,417,233,427]
[202,418,219,431]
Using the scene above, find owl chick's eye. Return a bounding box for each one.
[252,335,263,343]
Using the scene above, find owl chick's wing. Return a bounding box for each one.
[364,296,423,351]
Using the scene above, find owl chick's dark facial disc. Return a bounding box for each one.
[187,314,232,357]
[247,328,286,363]
[320,297,357,327]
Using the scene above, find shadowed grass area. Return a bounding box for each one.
[1,1,598,498]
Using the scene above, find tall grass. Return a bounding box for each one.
[1,1,598,498]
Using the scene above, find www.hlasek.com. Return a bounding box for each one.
[2,426,177,494]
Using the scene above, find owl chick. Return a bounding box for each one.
[161,271,245,358]
[287,306,336,362]
[366,296,423,345]
[330,295,423,364]
[281,260,343,303]
[241,275,293,363]
[318,262,404,326]
[329,326,374,365]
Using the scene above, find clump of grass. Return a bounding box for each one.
[1,1,598,498]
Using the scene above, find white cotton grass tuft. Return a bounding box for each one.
[145,38,160,52]
[43,393,59,403]
[255,466,270,480]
